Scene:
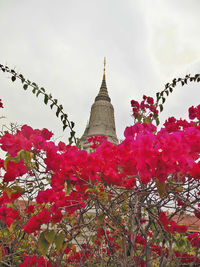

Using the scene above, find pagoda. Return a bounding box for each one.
[80,58,118,150]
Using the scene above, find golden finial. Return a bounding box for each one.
[103,57,106,79]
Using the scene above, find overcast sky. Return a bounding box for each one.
[1,0,200,142]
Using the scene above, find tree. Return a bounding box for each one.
[0,65,200,266]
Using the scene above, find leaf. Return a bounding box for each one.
[4,155,20,170]
[71,121,75,129]
[50,103,55,109]
[56,107,61,117]
[12,186,25,194]
[162,97,166,104]
[32,82,38,87]
[159,104,163,112]
[155,178,167,197]
[54,232,65,252]
[32,88,37,94]
[19,150,34,170]
[64,181,72,196]
[71,131,75,138]
[44,94,48,105]
[44,230,56,244]
[63,124,68,131]
[169,87,173,93]
[156,117,160,126]
[36,90,41,97]
[23,84,28,90]
[11,76,16,82]
[165,90,169,96]
[165,83,169,89]
[4,150,34,170]
[38,232,50,256]
[5,187,12,199]
[8,223,13,233]
[156,92,160,99]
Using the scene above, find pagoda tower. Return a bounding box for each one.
[80,58,118,150]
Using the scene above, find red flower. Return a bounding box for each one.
[23,216,41,233]
[4,160,28,183]
[37,208,51,224]
[0,205,20,227]
[189,106,197,120]
[0,99,3,108]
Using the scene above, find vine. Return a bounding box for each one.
[0,64,77,145]
[155,73,200,113]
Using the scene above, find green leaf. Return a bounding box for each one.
[159,104,163,112]
[32,82,38,87]
[12,186,25,194]
[63,124,68,131]
[165,90,169,96]
[165,83,169,89]
[23,84,28,90]
[4,150,34,170]
[54,232,65,252]
[40,87,45,92]
[56,108,61,117]
[50,103,55,109]
[36,91,41,97]
[32,88,37,94]
[71,121,75,129]
[44,94,48,105]
[19,150,34,170]
[70,130,75,137]
[5,187,12,199]
[11,76,16,82]
[44,230,56,244]
[156,117,160,126]
[38,232,50,256]
[169,87,173,93]
[4,155,20,170]
[155,178,167,198]
[162,97,166,104]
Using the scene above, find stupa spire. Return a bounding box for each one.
[95,57,111,102]
[80,59,118,150]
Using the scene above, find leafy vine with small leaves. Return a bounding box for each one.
[0,64,77,145]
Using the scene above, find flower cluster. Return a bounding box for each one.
[0,97,200,265]
[159,212,187,234]
[131,95,158,122]
[189,105,200,120]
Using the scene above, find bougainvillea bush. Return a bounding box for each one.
[0,96,200,267]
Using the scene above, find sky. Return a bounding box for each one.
[0,0,200,143]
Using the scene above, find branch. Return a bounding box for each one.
[0,64,77,145]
